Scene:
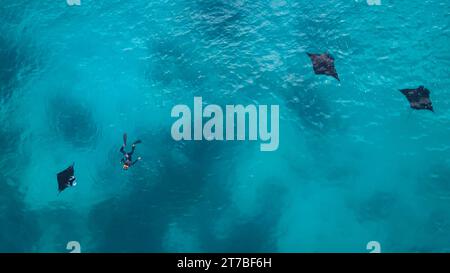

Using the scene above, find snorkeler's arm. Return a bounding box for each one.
[131,157,141,166]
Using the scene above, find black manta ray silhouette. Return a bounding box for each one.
[307,52,340,81]
[57,163,76,193]
[400,86,434,112]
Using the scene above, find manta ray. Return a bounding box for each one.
[57,163,76,193]
[307,52,340,81]
[400,86,434,112]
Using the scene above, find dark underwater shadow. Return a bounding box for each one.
[32,205,87,253]
[418,163,450,198]
[0,126,40,252]
[190,0,249,41]
[286,86,343,134]
[46,95,100,149]
[87,128,241,252]
[351,191,397,223]
[193,181,287,252]
[0,35,40,103]
[293,1,357,54]
[145,0,265,97]
[0,179,40,252]
[1,0,43,102]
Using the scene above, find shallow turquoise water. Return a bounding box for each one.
[1,0,450,252]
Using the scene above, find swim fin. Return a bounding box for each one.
[132,140,142,145]
[123,133,127,146]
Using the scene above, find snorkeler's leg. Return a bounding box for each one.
[123,133,127,146]
[132,140,142,145]
[129,145,136,156]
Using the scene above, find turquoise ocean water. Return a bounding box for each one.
[1,0,450,252]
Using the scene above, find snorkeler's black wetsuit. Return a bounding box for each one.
[120,145,138,166]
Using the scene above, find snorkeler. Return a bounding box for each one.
[120,133,142,170]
